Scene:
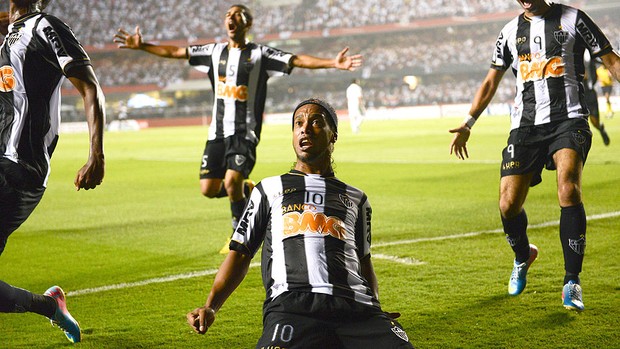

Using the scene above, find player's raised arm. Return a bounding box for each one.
[186,250,252,334]
[291,47,363,71]
[449,68,505,160]
[113,26,187,59]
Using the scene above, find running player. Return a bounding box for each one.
[113,5,362,253]
[449,0,620,311]
[186,98,414,348]
[596,64,615,118]
[1,0,106,343]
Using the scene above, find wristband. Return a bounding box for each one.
[463,115,477,129]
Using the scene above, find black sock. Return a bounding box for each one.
[560,203,586,280]
[502,210,530,263]
[0,281,55,317]
[564,273,581,285]
[230,198,247,230]
[215,184,228,198]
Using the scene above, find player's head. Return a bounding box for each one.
[292,99,338,167]
[225,5,253,40]
[13,0,50,11]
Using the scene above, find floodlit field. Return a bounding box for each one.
[1,116,619,348]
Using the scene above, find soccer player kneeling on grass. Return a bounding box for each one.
[187,99,414,348]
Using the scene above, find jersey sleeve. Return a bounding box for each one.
[575,10,613,58]
[36,15,91,76]
[490,28,513,71]
[354,194,372,259]
[230,182,271,257]
[188,43,216,73]
[261,45,293,77]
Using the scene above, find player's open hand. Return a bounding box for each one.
[335,47,363,71]
[113,26,143,49]
[74,155,105,190]
[0,11,9,36]
[449,124,471,160]
[187,307,216,335]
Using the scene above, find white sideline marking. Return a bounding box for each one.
[373,211,620,248]
[373,253,426,265]
[67,211,620,297]
[67,262,260,297]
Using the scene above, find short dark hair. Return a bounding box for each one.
[292,98,338,134]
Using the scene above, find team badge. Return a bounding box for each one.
[554,30,569,45]
[571,131,587,145]
[235,154,246,166]
[569,237,586,255]
[391,325,409,342]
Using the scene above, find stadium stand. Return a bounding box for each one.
[2,0,618,122]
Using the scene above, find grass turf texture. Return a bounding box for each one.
[1,116,619,348]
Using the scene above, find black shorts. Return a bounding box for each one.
[0,160,46,256]
[257,292,414,349]
[199,135,257,180]
[601,85,612,95]
[500,118,592,187]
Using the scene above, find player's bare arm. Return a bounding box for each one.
[449,68,505,160]
[187,250,252,334]
[291,47,363,71]
[67,65,106,191]
[113,26,187,59]
[600,51,620,82]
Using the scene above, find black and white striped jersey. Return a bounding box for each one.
[491,3,613,129]
[0,12,91,188]
[188,42,293,144]
[230,170,379,307]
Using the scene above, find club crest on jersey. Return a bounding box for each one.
[391,325,409,342]
[5,31,22,47]
[554,30,568,45]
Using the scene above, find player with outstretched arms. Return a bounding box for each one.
[113,4,363,253]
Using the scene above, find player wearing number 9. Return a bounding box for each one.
[449,0,620,311]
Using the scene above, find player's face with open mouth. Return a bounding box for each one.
[292,104,334,163]
[225,7,246,38]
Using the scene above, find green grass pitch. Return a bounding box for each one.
[1,115,619,348]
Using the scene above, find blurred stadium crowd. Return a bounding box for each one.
[1,0,618,121]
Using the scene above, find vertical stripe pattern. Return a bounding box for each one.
[490,4,613,130]
[0,13,91,188]
[188,42,293,143]
[231,170,378,307]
